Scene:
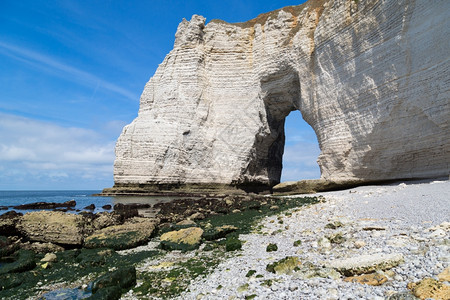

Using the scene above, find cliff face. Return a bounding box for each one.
[113,0,449,190]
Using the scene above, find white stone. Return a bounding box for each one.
[318,236,331,249]
[113,0,450,189]
[354,240,366,249]
[429,228,446,238]
[326,253,404,276]
[40,253,57,263]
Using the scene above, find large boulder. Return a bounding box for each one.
[326,253,404,276]
[91,212,122,230]
[17,211,85,245]
[438,267,450,282]
[84,217,159,250]
[407,277,450,300]
[266,256,301,275]
[344,273,388,286]
[202,225,237,241]
[159,227,203,251]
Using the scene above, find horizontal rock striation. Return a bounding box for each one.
[111,0,449,193]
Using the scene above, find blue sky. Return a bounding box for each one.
[0,0,319,190]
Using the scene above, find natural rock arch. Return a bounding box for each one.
[249,65,303,186]
[106,0,449,194]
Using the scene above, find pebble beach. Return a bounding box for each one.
[177,179,450,299]
[4,179,448,299]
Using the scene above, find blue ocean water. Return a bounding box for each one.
[0,190,185,215]
[0,190,113,214]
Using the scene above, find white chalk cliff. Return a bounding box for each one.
[113,0,449,191]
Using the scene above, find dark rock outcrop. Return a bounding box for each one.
[12,200,76,210]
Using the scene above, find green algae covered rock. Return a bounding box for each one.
[75,248,113,267]
[0,236,19,257]
[0,271,35,291]
[225,236,242,252]
[89,266,136,300]
[92,266,136,293]
[202,225,238,241]
[85,217,158,250]
[266,256,301,274]
[266,243,278,252]
[0,250,35,275]
[160,227,204,251]
[87,286,122,300]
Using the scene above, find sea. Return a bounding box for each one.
[0,190,180,215]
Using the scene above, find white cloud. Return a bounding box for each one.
[0,113,116,189]
[0,145,36,161]
[285,135,307,143]
[281,140,321,182]
[47,172,69,179]
[281,168,320,182]
[283,141,320,165]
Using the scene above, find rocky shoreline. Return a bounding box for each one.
[1,179,448,299]
[1,192,317,299]
[177,179,450,300]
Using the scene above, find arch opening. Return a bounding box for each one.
[280,110,321,183]
[251,65,321,187]
[242,65,322,188]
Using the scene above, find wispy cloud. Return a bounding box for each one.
[281,168,320,182]
[281,141,321,181]
[283,141,320,167]
[0,41,137,101]
[0,113,115,189]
